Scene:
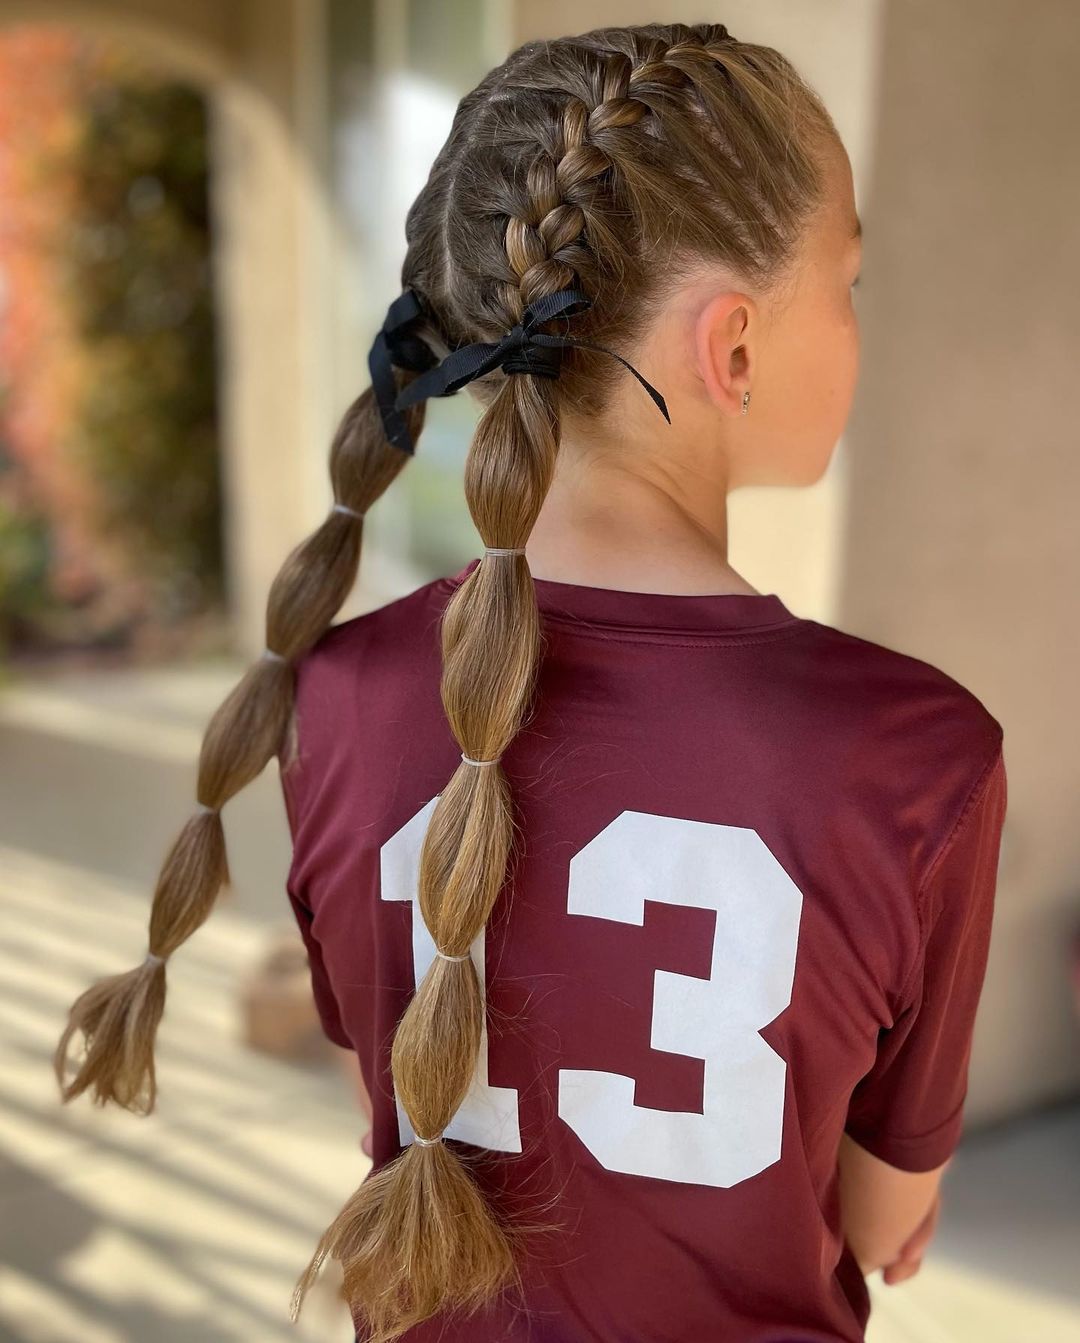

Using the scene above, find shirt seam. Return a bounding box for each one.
[537,621,809,648]
[434,575,808,647]
[891,735,1005,1016]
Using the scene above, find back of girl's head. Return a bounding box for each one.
[54,22,838,1342]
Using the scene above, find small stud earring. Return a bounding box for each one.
[741,390,751,415]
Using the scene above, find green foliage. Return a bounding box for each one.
[0,491,54,654]
[64,75,223,613]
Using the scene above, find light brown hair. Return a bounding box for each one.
[55,21,838,1342]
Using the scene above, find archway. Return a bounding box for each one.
[0,0,337,651]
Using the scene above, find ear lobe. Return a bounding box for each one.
[695,290,751,415]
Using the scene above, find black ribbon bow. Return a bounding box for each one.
[393,287,670,428]
[367,288,440,455]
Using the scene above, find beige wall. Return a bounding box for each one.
[207,0,339,652]
[841,0,1080,1121]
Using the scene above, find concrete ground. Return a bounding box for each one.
[0,665,1077,1343]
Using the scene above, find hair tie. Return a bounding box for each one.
[394,288,670,425]
[484,547,525,557]
[144,951,167,968]
[261,648,287,664]
[331,502,365,521]
[194,802,218,816]
[461,752,499,768]
[413,1132,444,1147]
[433,947,470,963]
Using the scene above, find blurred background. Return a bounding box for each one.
[0,2,1077,1341]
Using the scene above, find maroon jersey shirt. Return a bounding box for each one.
[282,557,1007,1343]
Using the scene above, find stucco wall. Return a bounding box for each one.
[840,0,1080,1121]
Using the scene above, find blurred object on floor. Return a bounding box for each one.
[238,924,340,1062]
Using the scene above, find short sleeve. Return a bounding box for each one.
[280,755,353,1051]
[285,879,353,1050]
[844,743,1007,1172]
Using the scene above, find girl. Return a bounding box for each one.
[54,22,1008,1343]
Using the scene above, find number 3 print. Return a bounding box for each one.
[381,802,802,1188]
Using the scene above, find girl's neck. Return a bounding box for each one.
[524,443,760,597]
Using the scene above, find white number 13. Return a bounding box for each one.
[381,804,802,1188]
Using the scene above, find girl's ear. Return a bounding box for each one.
[694,288,753,417]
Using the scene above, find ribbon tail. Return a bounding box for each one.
[539,335,671,424]
[395,339,507,411]
[368,331,416,454]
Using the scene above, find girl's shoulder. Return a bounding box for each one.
[298,570,450,688]
[797,615,1003,749]
[790,616,1005,887]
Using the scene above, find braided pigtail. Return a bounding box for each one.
[290,387,550,1341]
[53,378,426,1114]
